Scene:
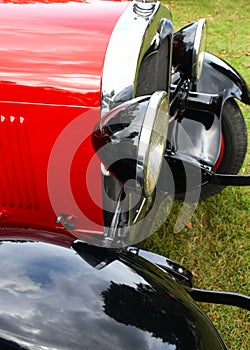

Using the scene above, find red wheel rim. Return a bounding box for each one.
[214,134,225,171]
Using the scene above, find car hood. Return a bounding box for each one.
[0,0,129,234]
[0,0,128,107]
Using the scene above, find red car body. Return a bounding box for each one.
[0,0,130,238]
[0,2,249,349]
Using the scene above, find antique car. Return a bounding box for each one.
[0,0,249,349]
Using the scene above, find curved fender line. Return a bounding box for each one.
[196,52,250,105]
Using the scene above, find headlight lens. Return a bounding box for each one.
[92,91,169,197]
[143,94,169,194]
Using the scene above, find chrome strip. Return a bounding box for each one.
[193,18,206,80]
[101,0,172,117]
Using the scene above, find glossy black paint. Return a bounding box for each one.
[158,153,211,196]
[172,21,200,81]
[168,91,223,168]
[196,53,250,105]
[190,288,250,311]
[93,94,165,246]
[166,49,250,196]
[211,173,250,186]
[161,88,224,197]
[127,246,193,288]
[92,97,149,186]
[0,227,226,350]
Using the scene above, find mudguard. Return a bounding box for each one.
[0,227,226,350]
[168,52,249,169]
[195,52,250,105]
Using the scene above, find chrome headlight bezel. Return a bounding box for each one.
[137,91,169,196]
[92,91,169,198]
[192,18,206,80]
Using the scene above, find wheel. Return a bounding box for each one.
[200,98,248,200]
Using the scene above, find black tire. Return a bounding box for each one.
[200,99,248,200]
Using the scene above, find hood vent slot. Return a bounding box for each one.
[0,116,39,210]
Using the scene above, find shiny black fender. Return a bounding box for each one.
[0,227,226,350]
[167,52,249,180]
[195,52,250,105]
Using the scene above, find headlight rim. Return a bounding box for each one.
[192,18,207,81]
[136,90,169,197]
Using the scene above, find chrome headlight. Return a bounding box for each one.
[193,18,206,80]
[138,92,169,195]
[92,91,169,197]
[172,18,207,81]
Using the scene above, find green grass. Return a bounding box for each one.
[142,1,250,349]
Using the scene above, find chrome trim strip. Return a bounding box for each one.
[101,0,172,117]
[192,18,206,80]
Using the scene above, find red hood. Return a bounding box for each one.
[0,0,128,236]
[0,0,129,106]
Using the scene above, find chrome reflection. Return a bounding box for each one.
[133,1,156,18]
[101,0,172,117]
[0,239,224,350]
[193,18,206,80]
[101,1,173,236]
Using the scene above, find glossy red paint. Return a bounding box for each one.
[0,0,128,106]
[0,226,76,248]
[0,0,129,234]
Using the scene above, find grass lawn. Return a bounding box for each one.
[142,1,250,349]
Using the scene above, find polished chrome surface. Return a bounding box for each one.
[101,0,172,117]
[100,1,173,240]
[192,18,206,80]
[133,1,157,18]
[136,91,169,196]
